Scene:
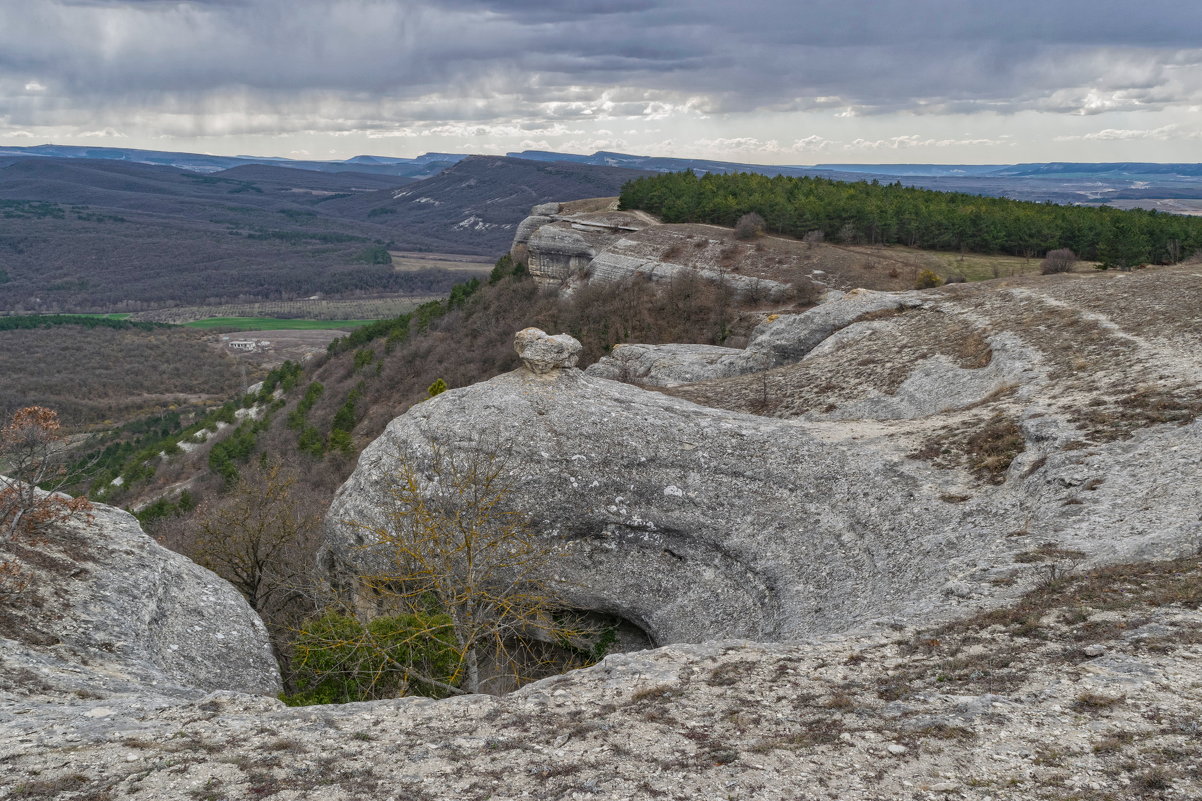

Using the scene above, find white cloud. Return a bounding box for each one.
[846,135,1010,151]
[694,137,785,154]
[1054,124,1201,142]
[791,135,834,152]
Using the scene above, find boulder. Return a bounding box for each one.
[515,327,582,374]
[739,288,920,368]
[0,495,281,699]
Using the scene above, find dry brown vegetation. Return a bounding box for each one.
[186,270,753,506]
[880,553,1202,703]
[912,413,1027,484]
[0,325,247,427]
[129,297,431,324]
[611,223,921,292]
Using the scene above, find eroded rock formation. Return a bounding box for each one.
[325,266,1202,650]
[513,200,792,298]
[0,496,281,700]
[514,327,582,374]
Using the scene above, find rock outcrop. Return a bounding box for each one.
[585,288,919,387]
[326,266,1202,650]
[0,496,281,700]
[514,327,582,374]
[584,342,759,386]
[513,201,791,297]
[7,558,1202,800]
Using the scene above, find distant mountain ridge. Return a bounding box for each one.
[993,162,1202,178]
[505,151,1202,204]
[8,142,1202,185]
[0,144,464,178]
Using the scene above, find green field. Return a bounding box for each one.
[71,312,133,320]
[182,317,374,331]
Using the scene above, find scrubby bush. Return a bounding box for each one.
[1040,248,1077,275]
[733,212,766,241]
[915,269,945,289]
[283,612,459,705]
[0,406,93,541]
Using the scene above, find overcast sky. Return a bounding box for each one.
[2,0,1200,164]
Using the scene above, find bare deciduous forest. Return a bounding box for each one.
[0,155,648,312]
[0,325,245,425]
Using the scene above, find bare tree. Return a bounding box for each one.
[190,460,321,622]
[353,443,598,695]
[733,212,766,240]
[0,407,92,543]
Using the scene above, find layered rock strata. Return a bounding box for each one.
[513,201,790,297]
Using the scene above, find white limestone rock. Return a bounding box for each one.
[0,496,281,700]
[586,343,769,387]
[739,288,921,368]
[524,224,598,286]
[514,328,582,374]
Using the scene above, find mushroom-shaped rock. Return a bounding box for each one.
[515,328,582,374]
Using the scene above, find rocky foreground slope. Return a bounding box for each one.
[3,557,1201,800]
[0,498,279,701]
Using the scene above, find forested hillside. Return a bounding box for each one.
[97,259,758,518]
[0,156,650,312]
[619,172,1202,268]
[0,320,245,425]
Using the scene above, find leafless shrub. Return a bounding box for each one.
[0,407,93,543]
[352,440,604,695]
[1040,248,1078,275]
[733,212,766,241]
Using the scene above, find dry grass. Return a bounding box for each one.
[912,413,1026,484]
[875,554,1202,705]
[1071,387,1202,442]
[667,307,999,419]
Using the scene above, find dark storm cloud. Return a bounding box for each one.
[1,0,1200,135]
